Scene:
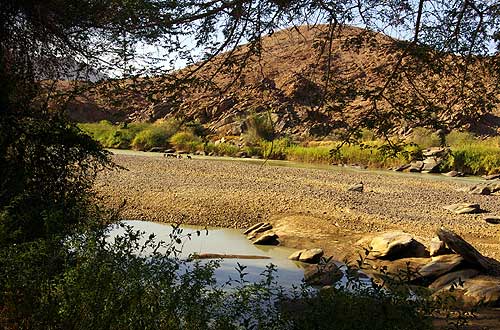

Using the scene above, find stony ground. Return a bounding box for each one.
[96,152,500,261]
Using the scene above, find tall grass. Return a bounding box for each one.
[442,134,500,174]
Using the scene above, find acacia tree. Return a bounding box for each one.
[0,0,498,328]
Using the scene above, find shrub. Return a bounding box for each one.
[286,145,333,163]
[205,142,240,156]
[408,127,441,148]
[131,127,169,150]
[243,112,275,145]
[153,118,182,137]
[169,131,203,152]
[445,131,476,147]
[259,137,293,160]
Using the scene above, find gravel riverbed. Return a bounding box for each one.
[96,151,500,260]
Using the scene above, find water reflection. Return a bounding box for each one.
[110,220,307,287]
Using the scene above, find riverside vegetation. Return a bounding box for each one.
[80,119,500,176]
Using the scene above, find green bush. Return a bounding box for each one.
[286,145,333,163]
[131,127,169,150]
[243,112,275,145]
[445,131,476,147]
[79,119,182,150]
[169,131,203,152]
[408,127,441,148]
[205,142,240,156]
[259,137,293,160]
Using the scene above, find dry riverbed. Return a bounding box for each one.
[96,151,500,262]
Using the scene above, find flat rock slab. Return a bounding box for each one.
[443,203,480,214]
[423,147,447,157]
[422,158,441,173]
[409,161,424,172]
[244,222,273,236]
[429,269,480,291]
[253,232,279,245]
[485,216,500,224]
[369,258,430,282]
[469,185,491,195]
[437,228,495,272]
[483,174,500,180]
[369,231,415,259]
[442,170,463,177]
[461,276,500,306]
[299,248,324,263]
[436,275,500,306]
[394,164,411,172]
[347,182,363,192]
[419,254,464,278]
[303,261,342,286]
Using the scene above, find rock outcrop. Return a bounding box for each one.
[443,202,481,214]
[355,228,500,306]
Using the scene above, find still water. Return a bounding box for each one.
[110,220,308,287]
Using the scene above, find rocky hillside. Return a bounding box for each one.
[60,25,500,138]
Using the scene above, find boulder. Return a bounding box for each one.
[435,275,500,306]
[148,147,164,152]
[369,231,415,259]
[485,216,500,224]
[461,276,500,306]
[443,203,480,214]
[298,248,324,263]
[253,232,279,245]
[421,157,441,173]
[419,254,464,278]
[347,182,363,192]
[235,151,248,158]
[429,237,449,257]
[437,228,496,272]
[429,269,480,291]
[370,258,430,282]
[303,260,343,286]
[409,161,424,172]
[288,250,304,261]
[423,147,447,157]
[469,185,491,195]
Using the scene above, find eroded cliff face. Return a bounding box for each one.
[56,25,500,138]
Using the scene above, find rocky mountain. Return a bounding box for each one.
[60,25,500,138]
